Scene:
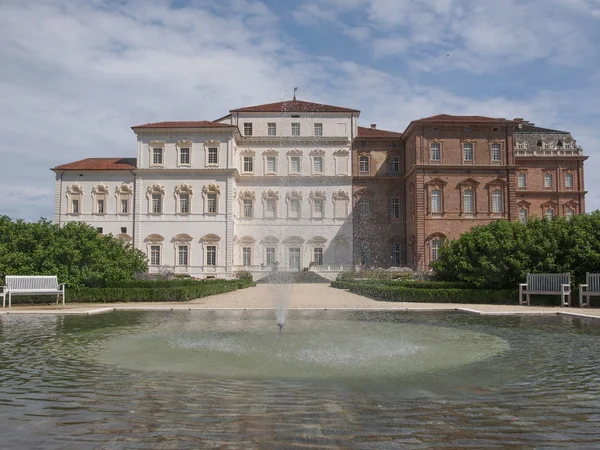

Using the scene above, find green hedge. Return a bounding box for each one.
[8,279,255,304]
[331,281,516,304]
[332,280,472,290]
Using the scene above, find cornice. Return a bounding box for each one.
[238,136,350,145]
[234,175,352,185]
[403,164,519,179]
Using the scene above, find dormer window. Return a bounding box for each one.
[564,142,571,149]
[543,142,550,149]
[517,142,524,149]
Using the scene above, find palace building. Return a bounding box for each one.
[52,99,587,279]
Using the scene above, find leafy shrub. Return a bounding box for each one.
[10,278,256,304]
[235,271,253,281]
[432,212,600,289]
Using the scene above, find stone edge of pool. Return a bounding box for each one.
[2,305,600,321]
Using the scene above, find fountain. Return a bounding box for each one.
[1,310,600,447]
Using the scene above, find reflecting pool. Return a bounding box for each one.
[1,310,599,448]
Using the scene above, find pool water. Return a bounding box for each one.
[1,310,599,448]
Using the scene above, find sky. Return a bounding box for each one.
[0,0,599,221]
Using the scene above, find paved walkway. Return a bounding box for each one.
[2,284,600,319]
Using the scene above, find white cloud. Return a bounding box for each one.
[0,0,598,222]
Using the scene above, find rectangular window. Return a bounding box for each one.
[291,123,300,136]
[72,199,79,214]
[492,190,503,213]
[266,156,277,173]
[390,198,400,219]
[430,143,441,161]
[178,246,188,266]
[565,173,573,188]
[207,193,217,213]
[543,142,550,149]
[314,123,323,136]
[150,245,161,265]
[335,199,348,218]
[392,243,401,266]
[152,148,163,165]
[97,199,104,214]
[121,198,128,214]
[314,199,324,217]
[463,143,474,161]
[151,194,161,213]
[265,198,276,218]
[564,142,571,149]
[431,240,441,262]
[545,208,554,220]
[359,156,369,173]
[244,123,252,136]
[121,227,127,234]
[208,148,218,165]
[290,156,301,174]
[518,173,527,189]
[358,198,370,217]
[463,189,474,213]
[313,247,323,265]
[266,247,276,266]
[544,173,553,188]
[491,143,502,161]
[519,208,528,223]
[179,194,189,214]
[566,208,575,220]
[517,142,524,149]
[180,148,190,165]
[206,245,216,266]
[431,189,442,213]
[243,156,254,173]
[313,157,323,173]
[243,199,253,218]
[390,156,400,173]
[242,247,252,266]
[267,123,276,136]
[290,199,300,218]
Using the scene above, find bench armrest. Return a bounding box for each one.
[519,283,527,289]
[0,285,6,293]
[59,283,66,288]
[580,284,588,290]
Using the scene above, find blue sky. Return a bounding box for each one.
[1,0,599,221]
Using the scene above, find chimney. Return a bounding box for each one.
[370,123,377,129]
[514,118,523,122]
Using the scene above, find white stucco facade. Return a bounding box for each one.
[53,101,358,279]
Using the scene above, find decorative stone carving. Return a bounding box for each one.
[146,183,165,198]
[262,189,279,200]
[202,183,220,195]
[175,183,193,195]
[332,190,349,200]
[286,189,303,200]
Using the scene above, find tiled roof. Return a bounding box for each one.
[357,126,402,138]
[53,158,137,170]
[415,114,515,123]
[230,99,360,113]
[131,121,237,129]
[515,124,569,134]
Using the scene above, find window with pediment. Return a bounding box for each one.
[240,150,255,175]
[287,149,303,175]
[486,179,506,217]
[262,190,279,219]
[286,190,303,219]
[146,184,166,214]
[92,184,109,215]
[202,183,220,214]
[333,190,349,219]
[238,190,256,218]
[309,190,326,219]
[175,140,192,167]
[541,201,557,220]
[172,234,193,266]
[263,149,279,175]
[175,184,193,214]
[333,149,349,175]
[66,184,83,215]
[562,202,578,220]
[145,234,164,266]
[310,149,325,175]
[200,234,221,266]
[149,141,165,167]
[115,183,133,214]
[518,201,530,224]
[458,178,479,217]
[425,178,447,216]
[204,140,220,167]
[426,233,446,267]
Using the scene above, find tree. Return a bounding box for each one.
[0,216,148,288]
[432,212,600,288]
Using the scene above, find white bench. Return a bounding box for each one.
[2,276,66,308]
[579,273,600,307]
[519,273,571,307]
